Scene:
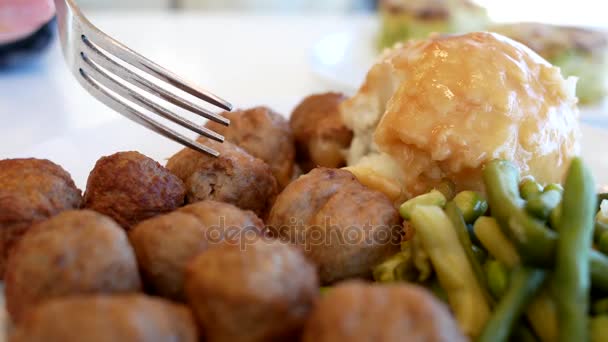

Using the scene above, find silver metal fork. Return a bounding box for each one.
[53,0,231,157]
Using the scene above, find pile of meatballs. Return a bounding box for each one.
[0,93,464,342]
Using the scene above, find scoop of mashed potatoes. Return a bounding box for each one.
[342,32,580,200]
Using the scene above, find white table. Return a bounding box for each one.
[0,12,374,157]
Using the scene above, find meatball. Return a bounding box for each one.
[267,168,401,284]
[290,93,352,171]
[184,239,318,342]
[129,200,264,300]
[0,158,81,278]
[5,210,142,322]
[166,139,278,219]
[302,281,465,342]
[10,294,198,342]
[205,106,295,188]
[83,151,186,229]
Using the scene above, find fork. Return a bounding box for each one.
[53,0,231,157]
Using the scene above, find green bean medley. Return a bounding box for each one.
[373,157,607,341]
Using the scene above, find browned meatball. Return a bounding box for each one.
[290,93,352,171]
[5,210,142,322]
[302,281,465,342]
[166,139,278,219]
[10,294,198,342]
[129,200,264,300]
[83,151,186,229]
[184,239,318,342]
[205,106,295,189]
[0,158,81,278]
[267,168,401,284]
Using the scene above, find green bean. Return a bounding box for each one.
[399,189,446,220]
[549,205,561,230]
[467,223,482,246]
[543,183,564,193]
[592,298,608,315]
[472,245,488,265]
[520,178,543,200]
[597,194,608,212]
[595,201,608,228]
[598,232,608,256]
[553,157,597,342]
[526,288,558,342]
[428,277,449,303]
[595,209,608,254]
[485,259,509,299]
[410,205,491,338]
[372,252,412,283]
[484,161,608,293]
[594,218,608,242]
[482,160,558,267]
[526,190,562,220]
[477,266,546,342]
[435,179,456,200]
[472,216,558,341]
[474,216,521,268]
[512,323,540,342]
[400,235,433,282]
[590,250,608,292]
[453,191,489,223]
[590,315,608,342]
[446,202,492,304]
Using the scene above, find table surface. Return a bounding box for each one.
[0,12,376,158]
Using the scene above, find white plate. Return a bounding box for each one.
[2,100,608,339]
[309,24,608,120]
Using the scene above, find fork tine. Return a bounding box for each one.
[77,65,220,157]
[80,52,225,143]
[81,35,229,126]
[82,26,232,111]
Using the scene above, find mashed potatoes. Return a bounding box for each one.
[342,32,580,201]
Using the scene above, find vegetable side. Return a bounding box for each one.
[373,157,608,342]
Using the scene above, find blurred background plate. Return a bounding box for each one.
[309,24,608,120]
